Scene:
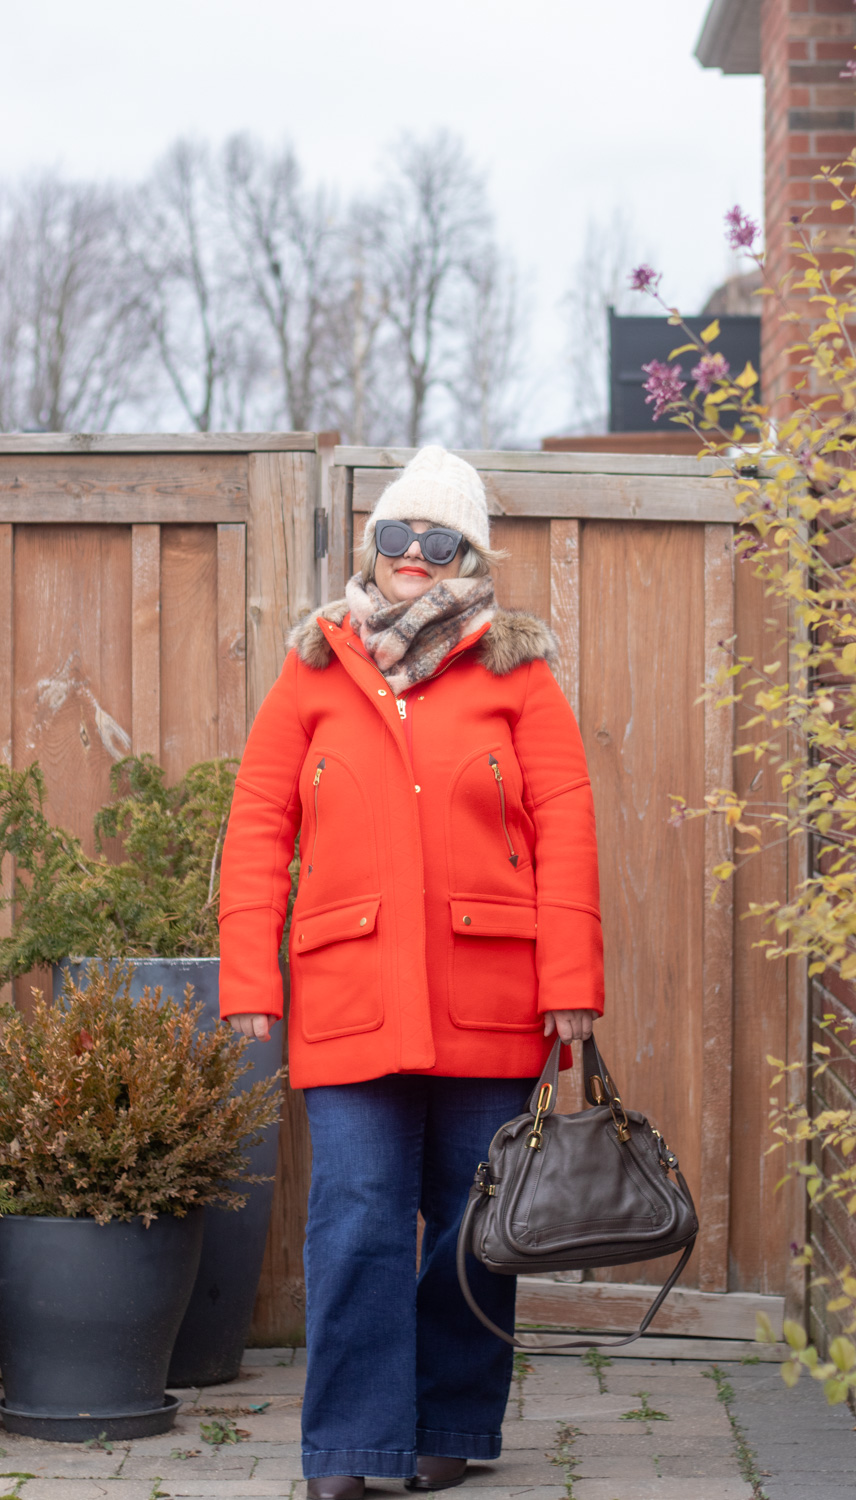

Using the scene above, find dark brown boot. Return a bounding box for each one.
[405,1457,468,1491]
[307,1478,365,1500]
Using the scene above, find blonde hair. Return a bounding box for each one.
[358,529,506,585]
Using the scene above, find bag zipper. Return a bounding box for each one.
[307,757,325,874]
[488,754,519,867]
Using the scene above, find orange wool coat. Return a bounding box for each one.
[218,601,605,1088]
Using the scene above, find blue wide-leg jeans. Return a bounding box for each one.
[301,1074,537,1480]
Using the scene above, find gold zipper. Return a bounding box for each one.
[488,754,519,867]
[307,757,325,874]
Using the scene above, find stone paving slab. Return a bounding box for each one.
[573,1483,753,1500]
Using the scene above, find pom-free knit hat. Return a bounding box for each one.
[364,446,490,552]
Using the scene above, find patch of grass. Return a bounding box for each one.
[82,1432,114,1453]
[512,1351,532,1417]
[199,1415,247,1446]
[551,1422,581,1499]
[582,1346,612,1394]
[169,1449,201,1460]
[704,1364,768,1500]
[620,1390,670,1431]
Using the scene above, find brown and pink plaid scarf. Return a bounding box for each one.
[344,574,495,696]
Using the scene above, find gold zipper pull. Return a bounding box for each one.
[488,754,519,868]
[308,758,325,874]
[397,698,407,720]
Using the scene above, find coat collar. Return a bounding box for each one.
[287,599,558,676]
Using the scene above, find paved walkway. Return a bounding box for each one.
[0,1347,852,1500]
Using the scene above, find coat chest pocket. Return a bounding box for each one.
[448,898,541,1032]
[291,895,383,1042]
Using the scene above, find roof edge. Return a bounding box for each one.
[695,0,761,75]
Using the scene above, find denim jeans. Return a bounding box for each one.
[301,1073,537,1480]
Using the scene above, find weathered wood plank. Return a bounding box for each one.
[549,519,584,1116]
[699,525,735,1293]
[245,455,317,1344]
[326,464,352,602]
[335,446,727,477]
[731,553,791,1298]
[351,467,737,523]
[0,524,12,1006]
[131,525,161,759]
[580,522,705,1288]
[11,525,133,1017]
[217,525,247,760]
[490,518,550,619]
[0,434,316,455]
[246,453,317,719]
[517,1333,787,1362]
[549,519,581,717]
[159,526,218,782]
[515,1277,784,1339]
[0,455,249,523]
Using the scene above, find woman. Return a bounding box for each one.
[219,446,604,1499]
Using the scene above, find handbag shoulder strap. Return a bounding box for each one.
[455,1181,697,1352]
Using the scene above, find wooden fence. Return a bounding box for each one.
[0,436,803,1349]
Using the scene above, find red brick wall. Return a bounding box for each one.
[760,0,856,1359]
[761,0,856,407]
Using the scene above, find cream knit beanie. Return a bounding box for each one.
[364,446,490,552]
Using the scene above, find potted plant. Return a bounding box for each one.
[0,754,291,1386]
[0,963,279,1441]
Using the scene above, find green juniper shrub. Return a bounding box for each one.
[0,964,281,1223]
[0,754,301,984]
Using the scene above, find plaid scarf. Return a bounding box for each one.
[344,573,495,697]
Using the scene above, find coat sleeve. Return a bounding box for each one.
[218,650,310,1020]
[513,659,604,1016]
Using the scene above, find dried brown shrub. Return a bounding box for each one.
[0,964,281,1224]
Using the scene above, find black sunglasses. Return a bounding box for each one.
[375,520,463,566]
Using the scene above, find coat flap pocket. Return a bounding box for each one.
[450,898,537,940]
[294,896,380,954]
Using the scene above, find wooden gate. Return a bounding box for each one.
[0,433,320,1346]
[326,445,803,1349]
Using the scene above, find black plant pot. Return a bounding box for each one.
[55,958,282,1387]
[0,1211,203,1441]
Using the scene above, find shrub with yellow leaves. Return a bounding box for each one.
[632,153,856,1399]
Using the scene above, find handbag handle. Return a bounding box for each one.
[456,1177,697,1352]
[528,1034,624,1117]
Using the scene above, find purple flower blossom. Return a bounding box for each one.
[840,58,856,79]
[691,352,730,392]
[641,359,686,420]
[629,264,661,294]
[725,206,759,251]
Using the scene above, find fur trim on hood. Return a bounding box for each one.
[287,600,558,676]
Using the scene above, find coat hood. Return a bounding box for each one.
[288,599,559,677]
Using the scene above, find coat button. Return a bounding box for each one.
[359,917,367,927]
[463,915,472,925]
[418,695,425,700]
[299,934,304,942]
[378,688,388,696]
[414,784,421,793]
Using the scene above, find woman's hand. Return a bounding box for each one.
[543,1009,599,1044]
[228,1014,273,1042]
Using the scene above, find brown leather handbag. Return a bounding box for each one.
[456,1034,698,1349]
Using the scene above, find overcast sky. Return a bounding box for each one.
[2,0,763,437]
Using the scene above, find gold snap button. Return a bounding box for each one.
[359,917,367,927]
[299,934,304,942]
[415,784,421,793]
[418,695,425,700]
[378,688,387,696]
[463,915,472,926]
